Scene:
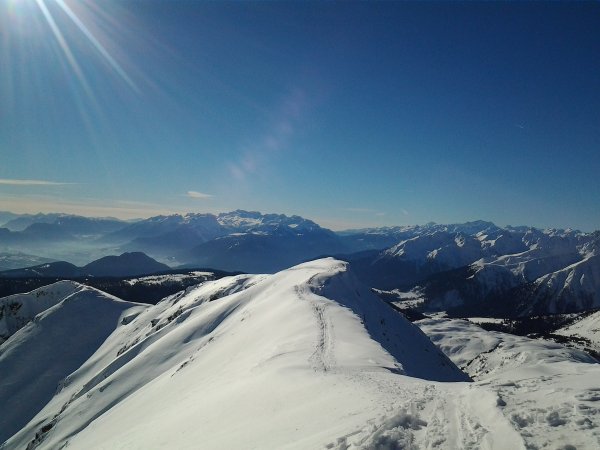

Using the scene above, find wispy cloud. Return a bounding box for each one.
[0,195,191,220]
[342,207,387,217]
[343,207,377,213]
[186,190,213,200]
[228,88,308,181]
[0,178,75,186]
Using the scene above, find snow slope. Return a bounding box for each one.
[0,281,82,343]
[3,258,478,450]
[556,310,600,355]
[417,317,600,449]
[8,258,598,449]
[0,286,145,444]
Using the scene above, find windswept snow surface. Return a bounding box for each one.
[0,286,145,444]
[418,317,600,449]
[0,281,82,343]
[7,258,598,449]
[1,258,500,450]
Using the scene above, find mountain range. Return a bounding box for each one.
[1,210,600,317]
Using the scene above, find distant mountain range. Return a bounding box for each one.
[0,252,169,278]
[1,210,599,316]
[356,224,600,317]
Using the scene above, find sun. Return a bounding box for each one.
[1,0,137,95]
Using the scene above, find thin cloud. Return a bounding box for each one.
[228,88,308,181]
[0,195,192,220]
[342,207,377,213]
[342,207,387,217]
[0,178,75,186]
[186,190,213,200]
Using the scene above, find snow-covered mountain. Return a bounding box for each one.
[4,258,600,449]
[0,281,82,344]
[0,284,145,444]
[2,214,128,236]
[0,212,20,228]
[112,210,347,271]
[1,213,70,232]
[349,223,528,290]
[104,212,224,245]
[2,209,599,316]
[2,258,473,449]
[359,226,600,316]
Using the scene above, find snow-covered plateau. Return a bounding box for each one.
[1,258,599,449]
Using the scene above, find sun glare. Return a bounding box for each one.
[2,0,138,100]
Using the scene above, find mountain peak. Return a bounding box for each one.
[82,252,170,277]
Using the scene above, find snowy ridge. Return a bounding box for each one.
[0,281,82,343]
[4,258,600,449]
[3,258,473,450]
[0,286,145,444]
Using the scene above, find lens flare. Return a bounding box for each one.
[53,0,138,91]
[1,0,139,103]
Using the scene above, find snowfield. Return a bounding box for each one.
[417,317,600,449]
[124,271,214,286]
[556,310,600,355]
[1,258,599,449]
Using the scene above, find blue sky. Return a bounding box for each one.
[1,1,599,231]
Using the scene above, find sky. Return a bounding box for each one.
[1,1,599,231]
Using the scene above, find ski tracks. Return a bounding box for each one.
[294,285,336,373]
[420,384,525,450]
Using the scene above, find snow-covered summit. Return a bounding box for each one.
[216,209,322,234]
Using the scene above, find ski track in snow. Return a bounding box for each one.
[326,381,525,450]
[294,283,336,373]
[418,317,600,450]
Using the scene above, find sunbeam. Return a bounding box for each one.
[5,0,139,99]
[54,0,138,92]
[33,0,95,99]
